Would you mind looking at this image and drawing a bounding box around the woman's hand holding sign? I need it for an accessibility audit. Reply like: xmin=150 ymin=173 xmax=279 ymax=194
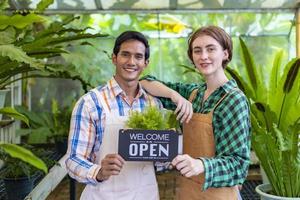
xmin=96 ymin=154 xmax=125 ymax=181
xmin=171 ymin=154 xmax=204 ymax=177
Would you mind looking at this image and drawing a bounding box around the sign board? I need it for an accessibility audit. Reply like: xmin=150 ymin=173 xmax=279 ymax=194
xmin=118 ymin=129 xmax=178 ymax=161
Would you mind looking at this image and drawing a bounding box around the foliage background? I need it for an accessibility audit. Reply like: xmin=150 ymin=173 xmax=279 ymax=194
xmin=29 ymin=12 xmax=295 ymax=112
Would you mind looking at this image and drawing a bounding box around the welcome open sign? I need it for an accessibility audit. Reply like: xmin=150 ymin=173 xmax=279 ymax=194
xmin=118 ymin=129 xmax=178 ymax=161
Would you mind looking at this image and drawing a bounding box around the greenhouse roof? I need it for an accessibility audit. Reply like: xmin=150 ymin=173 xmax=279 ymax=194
xmin=9 ymin=0 xmax=300 ymax=13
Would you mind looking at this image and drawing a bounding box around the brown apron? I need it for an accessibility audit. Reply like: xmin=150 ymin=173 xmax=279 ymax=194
xmin=176 ymin=89 xmax=238 ymax=200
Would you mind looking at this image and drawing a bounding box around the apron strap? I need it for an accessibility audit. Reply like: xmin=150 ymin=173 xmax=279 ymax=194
xmin=188 ymin=89 xmax=199 ymax=103
xmin=211 ymin=88 xmax=240 ymax=112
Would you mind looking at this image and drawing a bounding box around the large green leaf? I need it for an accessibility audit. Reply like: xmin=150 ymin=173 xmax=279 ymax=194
xmin=24 ymin=47 xmax=69 ymax=59
xmin=0 ymin=44 xmax=44 ymax=68
xmin=0 ymin=64 xmax=37 ymax=89
xmin=36 ymin=0 xmax=54 ymax=12
xmin=239 ymin=37 xmax=258 ymax=92
xmin=0 ymin=0 xmax=9 ymax=11
xmin=0 ymin=13 xmax=45 ymax=29
xmin=225 ymin=67 xmax=255 ymax=99
xmin=251 ymin=102 xmax=277 ymax=132
xmin=0 ymin=27 xmax=15 ymax=45
xmin=0 ymin=107 xmax=29 ymax=126
xmin=274 ymin=58 xmax=300 ymax=132
xmin=269 ymin=50 xmax=283 ymax=102
xmin=0 ymin=143 xmax=48 ymax=173
xmin=283 ymin=59 xmax=300 ymax=93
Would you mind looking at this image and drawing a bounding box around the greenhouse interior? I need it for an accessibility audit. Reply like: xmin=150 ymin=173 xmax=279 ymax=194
xmin=0 ymin=0 xmax=300 ymax=199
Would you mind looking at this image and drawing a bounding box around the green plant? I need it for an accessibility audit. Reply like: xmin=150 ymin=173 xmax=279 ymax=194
xmin=50 ymin=99 xmax=73 ymax=142
xmin=0 ymin=143 xmax=48 ymax=178
xmin=15 ymin=99 xmax=74 ymax=143
xmin=0 ymin=0 xmax=108 ymax=91
xmin=0 ymin=107 xmax=29 ymax=126
xmin=0 ymin=108 xmax=48 ymax=176
xmin=126 ymin=106 xmax=178 ymax=130
xmin=225 ymin=38 xmax=300 ymax=197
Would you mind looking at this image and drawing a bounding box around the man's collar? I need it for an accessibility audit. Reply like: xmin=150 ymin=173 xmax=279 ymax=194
xmin=107 ymin=77 xmax=146 ymax=99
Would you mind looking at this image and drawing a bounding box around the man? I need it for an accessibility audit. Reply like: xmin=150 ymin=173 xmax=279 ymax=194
xmin=65 ymin=31 xmax=162 ymax=200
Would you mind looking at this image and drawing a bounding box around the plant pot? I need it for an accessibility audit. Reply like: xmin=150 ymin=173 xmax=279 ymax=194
xmin=0 ymin=89 xmax=9 ymax=120
xmin=255 ymin=183 xmax=299 ymax=200
xmin=3 ymin=174 xmax=37 ymax=200
xmin=55 ymin=137 xmax=68 ymax=155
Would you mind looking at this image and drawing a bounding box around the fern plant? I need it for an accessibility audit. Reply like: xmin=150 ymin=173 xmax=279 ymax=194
xmin=126 ymin=106 xmax=178 ymax=130
xmin=0 ymin=0 xmax=107 ymax=91
xmin=225 ymin=38 xmax=300 ymax=197
xmin=14 ymin=99 xmax=74 ymax=143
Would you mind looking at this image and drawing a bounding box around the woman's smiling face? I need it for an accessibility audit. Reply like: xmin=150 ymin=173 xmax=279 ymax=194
xmin=192 ymin=34 xmax=229 ymax=78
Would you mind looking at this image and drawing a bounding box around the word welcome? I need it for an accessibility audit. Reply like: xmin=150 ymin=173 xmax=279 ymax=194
xmin=130 ymin=133 xmax=170 ymax=141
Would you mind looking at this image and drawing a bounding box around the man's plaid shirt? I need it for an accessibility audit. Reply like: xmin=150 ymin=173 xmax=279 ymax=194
xmin=142 ymin=75 xmax=251 ymax=190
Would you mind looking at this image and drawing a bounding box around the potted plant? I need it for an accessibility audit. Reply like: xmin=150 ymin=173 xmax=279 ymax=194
xmin=225 ymin=38 xmax=300 ymax=199
xmin=0 ymin=107 xmax=48 ymax=199
xmin=50 ymin=100 xmax=73 ymax=154
xmin=0 ymin=144 xmax=51 ymax=200
xmin=15 ymin=99 xmax=74 ymax=155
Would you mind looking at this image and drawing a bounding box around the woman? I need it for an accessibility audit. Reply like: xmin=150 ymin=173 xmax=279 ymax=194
xmin=141 ymin=25 xmax=251 ymax=200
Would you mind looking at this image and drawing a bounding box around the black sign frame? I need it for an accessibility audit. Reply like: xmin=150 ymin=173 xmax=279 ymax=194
xmin=118 ymin=129 xmax=178 ymax=161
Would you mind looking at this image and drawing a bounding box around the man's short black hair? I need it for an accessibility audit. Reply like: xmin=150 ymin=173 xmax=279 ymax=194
xmin=113 ymin=31 xmax=150 ymax=60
